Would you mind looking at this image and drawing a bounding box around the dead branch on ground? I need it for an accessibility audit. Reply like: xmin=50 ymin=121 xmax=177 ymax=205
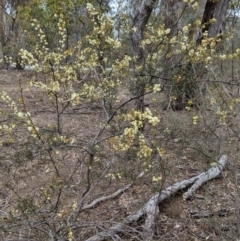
xmin=86 ymin=155 xmax=227 ymax=241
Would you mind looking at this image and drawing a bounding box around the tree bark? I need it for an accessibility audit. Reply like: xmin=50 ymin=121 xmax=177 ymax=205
xmin=0 ymin=0 xmax=7 ymax=60
xmin=200 ymin=0 xmax=230 ymax=39
xmin=0 ymin=0 xmax=7 ymax=41
xmin=131 ymin=0 xmax=158 ymax=112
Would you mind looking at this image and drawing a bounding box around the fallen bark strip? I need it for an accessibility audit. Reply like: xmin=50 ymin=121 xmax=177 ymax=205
xmin=189 ymin=208 xmax=235 ymax=219
xmin=86 ymin=155 xmax=227 ymax=241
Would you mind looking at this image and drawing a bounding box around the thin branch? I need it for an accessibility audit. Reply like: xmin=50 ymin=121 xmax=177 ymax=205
xmin=82 ymin=184 xmax=131 ymax=211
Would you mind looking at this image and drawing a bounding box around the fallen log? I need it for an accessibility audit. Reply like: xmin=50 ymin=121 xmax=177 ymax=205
xmin=86 ymin=155 xmax=228 ymax=241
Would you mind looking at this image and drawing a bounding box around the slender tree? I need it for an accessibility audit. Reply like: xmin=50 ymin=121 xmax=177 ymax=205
xmin=131 ymin=0 xmax=158 ymax=112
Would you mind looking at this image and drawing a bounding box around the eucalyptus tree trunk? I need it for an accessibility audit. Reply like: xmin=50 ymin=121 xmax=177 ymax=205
xmin=200 ymin=0 xmax=230 ymax=38
xmin=164 ymin=0 xmax=230 ymax=110
xmin=0 ymin=0 xmax=7 ymax=60
xmin=190 ymin=0 xmax=230 ymax=109
xmin=131 ymin=0 xmax=158 ymax=112
xmin=0 ymin=0 xmax=28 ymax=69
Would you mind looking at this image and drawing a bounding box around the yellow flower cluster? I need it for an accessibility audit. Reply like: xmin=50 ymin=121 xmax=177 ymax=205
xmin=113 ymin=55 xmax=132 ymax=71
xmin=157 ymin=147 xmax=166 ymax=157
xmin=81 ymin=84 xmax=98 ymax=99
xmin=0 ymin=123 xmax=15 ymax=132
xmin=105 ymin=172 xmax=122 ymax=180
xmin=50 ymin=81 xmax=61 ymax=92
xmin=72 ymin=202 xmax=77 ymax=211
xmin=70 ymin=92 xmax=81 ymax=106
xmin=126 ymin=108 xmax=160 ymax=127
xmin=4 ymin=56 xmax=13 ymax=66
xmin=137 ymin=134 xmax=152 ymax=158
xmin=0 ymin=123 xmax=16 ymax=144
xmin=111 ymin=108 xmax=159 ymax=157
xmin=30 ymin=19 xmax=50 ymax=57
xmin=19 ymin=49 xmax=38 ymax=67
xmin=152 ymin=176 xmax=162 ymax=183
xmin=169 ymin=21 xmax=228 ymax=67
xmin=183 ymin=0 xmax=199 ymax=9
xmin=142 ymin=24 xmax=171 ymax=47
xmin=57 ymin=209 xmax=67 ymax=218
xmin=86 ymin=1 xmax=122 ymax=66
xmin=140 ymin=23 xmax=171 ymax=70
xmin=185 ymin=99 xmax=193 ymax=111
xmin=215 ymin=109 xmax=227 ymax=125
xmin=227 ymin=98 xmax=240 ymax=110
xmin=1 ymin=91 xmax=40 ymax=139
xmin=1 ymin=91 xmax=18 ymax=113
xmin=86 ymin=3 xmax=98 ymax=16
xmin=153 ymin=84 xmax=161 ymax=93
xmin=164 ymin=127 xmax=171 ymax=134
xmin=50 ymin=135 xmax=75 ymax=146
xmin=183 ymin=0 xmax=195 ymax=4
xmin=68 ymin=228 xmax=74 ymax=241
xmin=105 ymin=36 xmax=121 ymax=49
xmin=56 ymin=14 xmax=66 ymax=49
xmin=192 ymin=115 xmax=198 ymax=125
xmin=21 ymin=13 xmax=70 ymax=76
xmin=142 ymin=160 xmax=152 ymax=171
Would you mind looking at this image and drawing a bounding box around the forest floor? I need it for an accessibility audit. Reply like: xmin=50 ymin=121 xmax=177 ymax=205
xmin=0 ymin=69 xmax=240 ymax=241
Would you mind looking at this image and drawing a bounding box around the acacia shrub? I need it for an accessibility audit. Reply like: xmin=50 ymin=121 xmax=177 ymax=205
xmin=1 ymin=2 xmax=240 ymax=240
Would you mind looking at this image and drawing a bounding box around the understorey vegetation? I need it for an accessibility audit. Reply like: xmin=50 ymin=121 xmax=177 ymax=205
xmin=0 ymin=0 xmax=240 ymax=240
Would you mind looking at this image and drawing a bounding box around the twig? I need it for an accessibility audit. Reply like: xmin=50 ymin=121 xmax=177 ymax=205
xmin=82 ymin=184 xmax=131 ymax=211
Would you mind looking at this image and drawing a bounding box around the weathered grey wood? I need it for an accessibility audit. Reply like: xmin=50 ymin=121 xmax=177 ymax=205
xmin=86 ymin=155 xmax=227 ymax=241
xmin=81 ymin=184 xmax=132 ymax=211
xmin=183 ymin=155 xmax=227 ymax=200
